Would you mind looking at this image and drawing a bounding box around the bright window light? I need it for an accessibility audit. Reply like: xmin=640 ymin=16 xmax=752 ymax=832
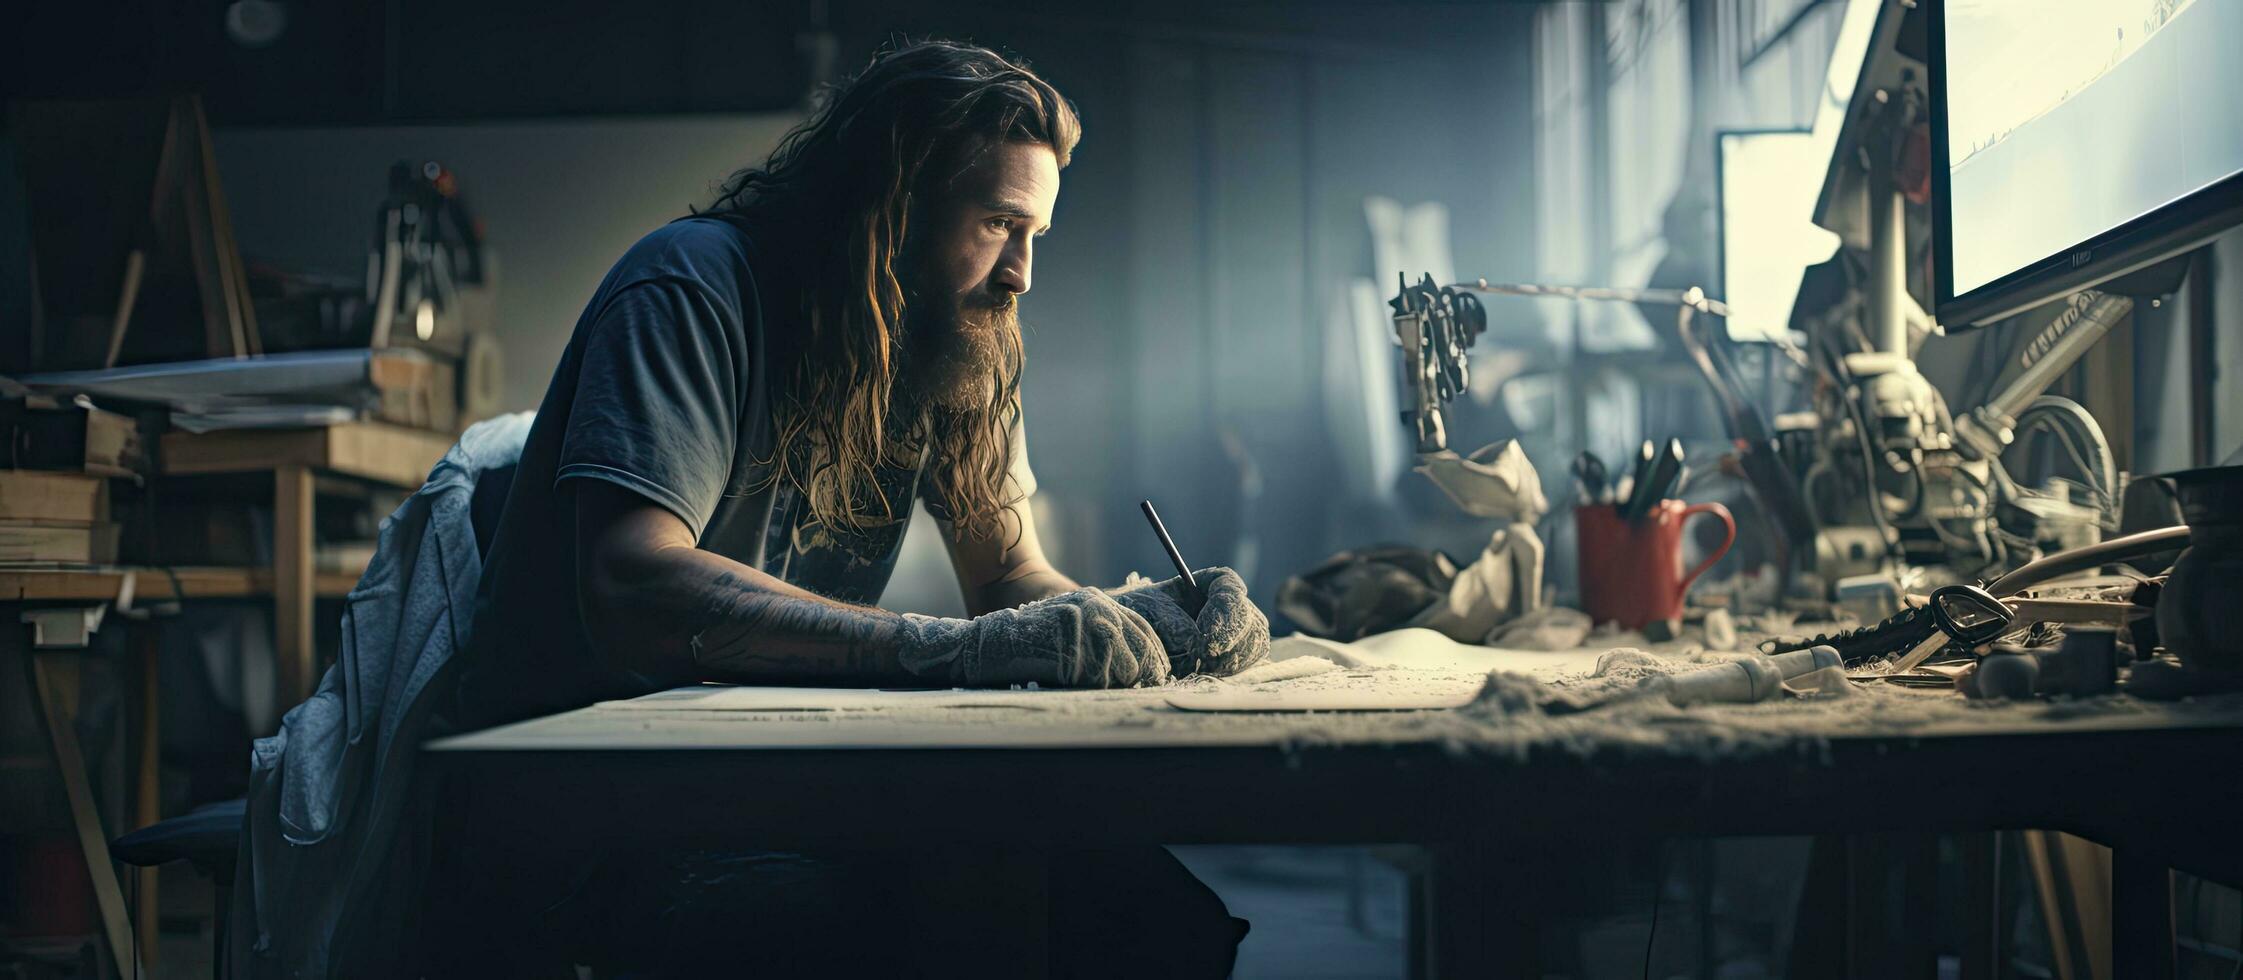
xmin=1719 ymin=130 xmax=1841 ymax=342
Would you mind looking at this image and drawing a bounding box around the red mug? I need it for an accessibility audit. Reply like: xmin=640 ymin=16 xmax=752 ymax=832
xmin=1575 ymin=499 xmax=1737 ymax=630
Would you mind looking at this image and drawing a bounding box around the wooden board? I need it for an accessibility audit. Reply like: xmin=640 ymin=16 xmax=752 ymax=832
xmin=0 ymin=565 xmax=361 ymax=602
xmin=367 ymin=352 xmax=460 ymax=432
xmin=0 ymin=471 xmax=108 ymax=523
xmin=0 ymin=521 xmax=118 ymax=563
xmin=160 ymin=421 xmax=451 ymax=488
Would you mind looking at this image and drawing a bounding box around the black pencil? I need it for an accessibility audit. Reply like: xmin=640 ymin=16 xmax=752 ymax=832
xmin=1139 ymin=499 xmax=1198 ymax=594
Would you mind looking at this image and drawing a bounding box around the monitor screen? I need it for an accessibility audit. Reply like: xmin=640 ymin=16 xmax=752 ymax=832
xmin=1938 ymin=0 xmax=2243 ymax=308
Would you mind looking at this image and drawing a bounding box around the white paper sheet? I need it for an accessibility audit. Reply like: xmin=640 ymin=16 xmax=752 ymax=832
xmin=1268 ymin=628 xmax=1612 ymax=677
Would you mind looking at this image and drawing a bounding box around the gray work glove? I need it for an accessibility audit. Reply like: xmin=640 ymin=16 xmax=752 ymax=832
xmin=898 ymin=589 xmax=1171 ymax=689
xmin=1111 ymin=566 xmax=1270 ymax=678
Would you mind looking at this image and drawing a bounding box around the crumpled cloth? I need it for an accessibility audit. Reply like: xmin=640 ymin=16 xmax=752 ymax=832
xmin=1276 ymin=524 xmax=1547 ymax=645
xmin=1276 ymin=546 xmax=1457 ymax=642
xmin=1278 ymin=439 xmax=1550 ymax=644
xmin=1405 ymin=522 xmax=1546 ymax=643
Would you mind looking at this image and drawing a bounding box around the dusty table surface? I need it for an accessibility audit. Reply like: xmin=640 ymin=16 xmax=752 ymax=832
xmin=428 ymin=629 xmax=2243 ymax=755
xmin=423 ymin=629 xmax=2243 ymax=900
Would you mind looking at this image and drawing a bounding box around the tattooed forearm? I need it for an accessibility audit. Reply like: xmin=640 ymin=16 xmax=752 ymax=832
xmin=686 ymin=571 xmax=911 ymax=682
xmin=575 ymin=482 xmax=920 ymax=687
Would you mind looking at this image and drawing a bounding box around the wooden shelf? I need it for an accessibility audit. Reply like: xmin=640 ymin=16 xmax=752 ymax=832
xmin=159 ymin=421 xmax=451 ymax=488
xmin=0 ymin=565 xmax=361 ymax=603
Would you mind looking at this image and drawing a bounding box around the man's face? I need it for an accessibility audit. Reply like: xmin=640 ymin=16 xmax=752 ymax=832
xmin=900 ymin=140 xmax=1059 ymax=410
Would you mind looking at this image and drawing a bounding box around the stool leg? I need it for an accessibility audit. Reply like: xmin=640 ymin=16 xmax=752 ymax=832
xmin=25 ymin=647 xmax=145 ymax=976
xmin=214 ymin=882 xmax=231 ymax=980
xmin=2112 ymin=848 xmax=2174 ymax=980
xmin=135 ymin=624 xmax=162 ymax=976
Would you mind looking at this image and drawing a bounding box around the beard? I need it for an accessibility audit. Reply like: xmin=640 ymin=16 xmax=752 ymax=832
xmin=897 ymin=287 xmax=1019 ymax=413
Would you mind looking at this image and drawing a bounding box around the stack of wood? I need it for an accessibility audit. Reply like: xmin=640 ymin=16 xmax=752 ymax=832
xmin=0 ymin=397 xmax=144 ymax=563
xmin=0 ymin=471 xmax=114 ymax=563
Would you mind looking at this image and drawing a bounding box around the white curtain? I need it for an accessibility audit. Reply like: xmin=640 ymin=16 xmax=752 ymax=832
xmin=1602 ymin=0 xmax=1695 ymax=349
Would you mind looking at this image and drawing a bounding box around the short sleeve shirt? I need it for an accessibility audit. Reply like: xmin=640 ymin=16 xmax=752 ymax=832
xmin=453 ymin=217 xmax=1035 ymax=728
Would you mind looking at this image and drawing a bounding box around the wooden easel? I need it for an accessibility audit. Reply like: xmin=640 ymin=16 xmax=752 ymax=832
xmin=105 ymin=96 xmax=262 ymax=367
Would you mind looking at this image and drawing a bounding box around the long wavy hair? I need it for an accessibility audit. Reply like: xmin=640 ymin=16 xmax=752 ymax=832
xmin=700 ymin=40 xmax=1079 ymax=544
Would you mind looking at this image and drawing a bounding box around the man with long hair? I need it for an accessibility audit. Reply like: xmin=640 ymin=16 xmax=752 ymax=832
xmin=432 ymin=40 xmax=1265 ymax=975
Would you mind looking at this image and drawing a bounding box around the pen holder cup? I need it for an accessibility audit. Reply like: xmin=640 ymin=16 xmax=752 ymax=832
xmin=1576 ymin=500 xmax=1735 ymax=631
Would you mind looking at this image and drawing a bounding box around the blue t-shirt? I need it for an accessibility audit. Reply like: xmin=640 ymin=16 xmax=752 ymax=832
xmin=453 ymin=217 xmax=1033 ymax=727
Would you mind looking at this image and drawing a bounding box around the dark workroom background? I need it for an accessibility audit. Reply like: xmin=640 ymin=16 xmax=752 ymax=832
xmin=5 ymin=0 xmax=2242 ymax=977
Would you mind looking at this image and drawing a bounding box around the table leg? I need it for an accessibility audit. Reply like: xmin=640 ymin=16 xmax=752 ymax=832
xmin=133 ymin=623 xmax=161 ymax=976
xmin=1899 ymin=834 xmax=1940 ymax=978
xmin=273 ymin=463 xmax=315 ymax=708
xmin=1788 ymin=835 xmax=1850 ymax=977
xmin=2111 ymin=847 xmax=2174 ymax=980
xmin=1426 ymin=841 xmax=1491 ymax=978
xmin=904 ymin=848 xmax=1047 ymax=976
xmin=24 ymin=646 xmax=146 ymax=977
xmin=1846 ymin=835 xmax=1892 ymax=979
xmin=2023 ymin=830 xmax=2114 ymax=980
xmin=1693 ymin=839 xmax=1717 ymax=977
xmin=1427 ymin=840 xmax=1538 ymax=978
xmin=1406 ymin=867 xmax=1429 ymax=980
xmin=1961 ymin=833 xmax=2000 ymax=980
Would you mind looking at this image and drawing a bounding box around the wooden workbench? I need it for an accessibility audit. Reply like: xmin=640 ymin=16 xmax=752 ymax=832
xmin=430 ymin=657 xmax=2243 ymax=978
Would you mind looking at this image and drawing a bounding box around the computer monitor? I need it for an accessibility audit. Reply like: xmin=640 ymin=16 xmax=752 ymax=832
xmin=1930 ymin=0 xmax=2243 ymax=326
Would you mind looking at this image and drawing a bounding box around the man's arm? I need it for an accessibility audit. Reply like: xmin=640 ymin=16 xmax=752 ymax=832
xmin=574 ymin=479 xmax=921 ymax=687
xmin=938 ymin=494 xmax=1078 ymax=615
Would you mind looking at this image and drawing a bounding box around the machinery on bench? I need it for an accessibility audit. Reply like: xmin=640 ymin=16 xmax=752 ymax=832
xmin=1388 ymin=0 xmax=2243 ymax=675
xmin=1390 ymin=266 xmax=2126 ymax=622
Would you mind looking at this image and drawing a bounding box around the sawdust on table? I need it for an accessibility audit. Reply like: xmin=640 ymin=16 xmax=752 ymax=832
xmin=560 ymin=627 xmax=2243 ymax=762
xmin=1175 ymin=630 xmax=2243 ymax=763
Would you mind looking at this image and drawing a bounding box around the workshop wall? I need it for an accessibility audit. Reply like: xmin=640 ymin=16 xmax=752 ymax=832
xmin=1096 ymin=27 xmax=1540 ymax=603
xmin=2129 ymin=225 xmax=2243 ymax=474
xmin=2206 ymin=231 xmax=2243 ymax=465
xmin=812 ymin=9 xmax=1544 ymax=604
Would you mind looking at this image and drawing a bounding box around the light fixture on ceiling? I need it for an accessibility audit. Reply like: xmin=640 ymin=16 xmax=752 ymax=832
xmin=225 ymin=0 xmax=288 ymax=48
